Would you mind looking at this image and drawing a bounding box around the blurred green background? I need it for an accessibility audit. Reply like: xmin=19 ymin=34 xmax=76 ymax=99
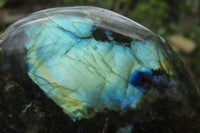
xmin=0 ymin=0 xmax=199 ymax=89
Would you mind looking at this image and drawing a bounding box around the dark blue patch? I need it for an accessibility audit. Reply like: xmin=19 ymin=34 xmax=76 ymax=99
xmin=26 ymin=61 xmax=31 ymax=72
xmin=129 ymin=69 xmax=169 ymax=92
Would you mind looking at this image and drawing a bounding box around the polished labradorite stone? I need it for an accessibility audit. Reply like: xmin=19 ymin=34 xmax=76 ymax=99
xmin=0 ymin=6 xmax=200 ymax=133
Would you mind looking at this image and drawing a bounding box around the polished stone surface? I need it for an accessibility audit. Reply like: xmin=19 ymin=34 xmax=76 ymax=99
xmin=0 ymin=6 xmax=200 ymax=133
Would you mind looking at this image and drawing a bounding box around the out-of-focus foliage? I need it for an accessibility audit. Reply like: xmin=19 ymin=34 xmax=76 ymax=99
xmin=127 ymin=0 xmax=192 ymax=36
xmin=191 ymin=27 xmax=200 ymax=86
xmin=0 ymin=0 xmax=6 ymax=8
xmin=0 ymin=0 xmax=200 ymax=87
